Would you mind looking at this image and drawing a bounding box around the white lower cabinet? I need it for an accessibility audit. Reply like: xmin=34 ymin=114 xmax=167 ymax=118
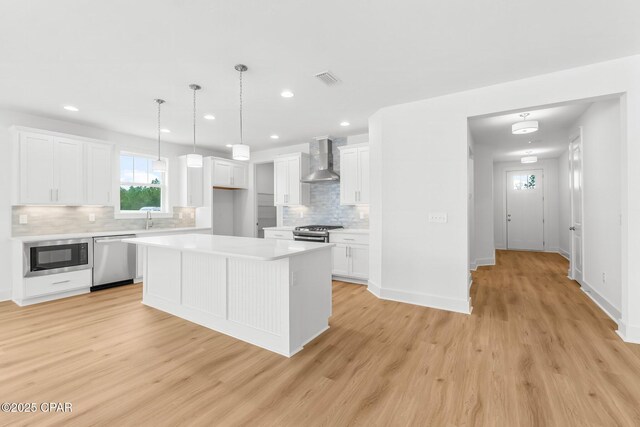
xmin=15 ymin=269 xmax=92 ymax=306
xmin=264 ymin=229 xmax=294 ymax=240
xmin=330 ymin=232 xmax=369 ymax=282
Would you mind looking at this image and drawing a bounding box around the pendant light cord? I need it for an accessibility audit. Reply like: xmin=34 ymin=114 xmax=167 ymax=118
xmin=157 ymin=100 xmax=161 ymax=160
xmin=239 ymin=68 xmax=244 ymax=146
xmin=193 ymin=87 xmax=197 ymax=154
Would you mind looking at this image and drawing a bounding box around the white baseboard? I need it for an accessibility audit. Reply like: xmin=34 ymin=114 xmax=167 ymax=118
xmin=469 ymin=261 xmax=477 ymax=271
xmin=617 ymin=321 xmax=640 ymax=344
xmin=367 ymin=281 xmax=471 ymax=314
xmin=580 ymin=280 xmax=621 ymax=324
xmin=333 ymin=275 xmax=367 ymax=285
xmin=476 ymin=256 xmax=495 ymax=267
xmin=0 ymin=289 xmax=11 ymax=302
xmin=558 ymin=248 xmax=570 ymax=260
xmin=495 ymin=243 xmax=506 ymax=250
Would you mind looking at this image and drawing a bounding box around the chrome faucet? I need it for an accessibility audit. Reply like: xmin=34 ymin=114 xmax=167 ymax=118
xmin=145 ymin=211 xmax=153 ymax=230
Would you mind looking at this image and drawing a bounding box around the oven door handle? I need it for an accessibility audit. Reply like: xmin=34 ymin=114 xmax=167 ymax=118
xmin=294 ymin=236 xmax=326 ymax=242
xmin=94 ymin=236 xmax=136 ymax=244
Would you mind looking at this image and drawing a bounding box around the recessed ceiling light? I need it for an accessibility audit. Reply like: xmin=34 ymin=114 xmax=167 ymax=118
xmin=203 ymin=114 xmax=215 ymax=120
xmin=280 ymin=90 xmax=294 ymax=98
xmin=160 ymin=128 xmax=171 ymax=133
xmin=340 ymin=121 xmax=350 ymax=127
xmin=225 ymin=144 xmax=233 ymax=148
xmin=63 ymin=105 xmax=79 ymax=112
xmin=270 ymin=135 xmax=279 ymax=139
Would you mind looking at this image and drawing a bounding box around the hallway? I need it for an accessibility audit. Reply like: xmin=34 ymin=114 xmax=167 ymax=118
xmin=472 ymin=250 xmax=640 ymax=426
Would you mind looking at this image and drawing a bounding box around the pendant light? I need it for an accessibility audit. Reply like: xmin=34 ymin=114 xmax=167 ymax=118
xmin=152 ymin=99 xmax=167 ymax=172
xmin=186 ymin=84 xmax=203 ymax=168
xmin=232 ymin=64 xmax=251 ymax=161
xmin=512 ymin=112 xmax=539 ymax=134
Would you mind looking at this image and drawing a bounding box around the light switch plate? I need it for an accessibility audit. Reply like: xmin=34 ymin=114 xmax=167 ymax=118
xmin=428 ymin=212 xmax=448 ymax=223
xmin=88 ymin=213 xmax=96 ymax=222
xmin=19 ymin=214 xmax=28 ymax=225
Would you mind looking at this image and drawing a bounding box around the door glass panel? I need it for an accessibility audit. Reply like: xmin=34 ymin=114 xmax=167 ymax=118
xmin=512 ymin=174 xmax=536 ymax=190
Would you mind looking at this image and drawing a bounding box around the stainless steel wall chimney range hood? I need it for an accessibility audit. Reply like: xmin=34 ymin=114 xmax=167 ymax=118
xmin=300 ymin=137 xmax=340 ymax=183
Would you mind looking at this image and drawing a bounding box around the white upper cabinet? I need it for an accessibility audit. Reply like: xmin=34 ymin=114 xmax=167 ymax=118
xmin=86 ymin=142 xmax=113 ymax=205
xmin=178 ymin=155 xmax=204 ymax=207
xmin=210 ymin=157 xmax=248 ymax=189
xmin=18 ymin=132 xmax=56 ymax=204
xmin=16 ymin=129 xmax=113 ymax=205
xmin=274 ymin=153 xmax=309 ymax=206
xmin=338 ymin=144 xmax=369 ymax=205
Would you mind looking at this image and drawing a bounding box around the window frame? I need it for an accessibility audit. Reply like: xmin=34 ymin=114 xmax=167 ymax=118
xmin=115 ymin=151 xmax=171 ymax=219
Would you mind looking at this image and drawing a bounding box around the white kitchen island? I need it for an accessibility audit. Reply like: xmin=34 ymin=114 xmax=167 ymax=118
xmin=123 ymin=234 xmax=334 ymax=357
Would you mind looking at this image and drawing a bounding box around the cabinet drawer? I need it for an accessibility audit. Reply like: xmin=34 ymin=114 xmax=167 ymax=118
xmin=264 ymin=230 xmax=294 ymax=240
xmin=329 ymin=233 xmax=369 ymax=245
xmin=24 ymin=269 xmax=92 ymax=298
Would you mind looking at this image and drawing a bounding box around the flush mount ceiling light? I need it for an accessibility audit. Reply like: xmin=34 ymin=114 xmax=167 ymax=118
xmin=512 ymin=113 xmax=539 ymax=134
xmin=186 ymin=84 xmax=203 ymax=168
xmin=232 ymin=64 xmax=251 ymax=161
xmin=63 ymin=105 xmax=79 ymax=112
xmin=521 ymin=156 xmax=538 ymax=164
xmin=225 ymin=144 xmax=233 ymax=148
xmin=340 ymin=121 xmax=350 ymax=127
xmin=160 ymin=128 xmax=171 ymax=133
xmin=270 ymin=134 xmax=279 ymax=140
xmin=203 ymin=114 xmax=215 ymax=120
xmin=152 ymin=99 xmax=167 ymax=173
xmin=280 ymin=90 xmax=294 ymax=98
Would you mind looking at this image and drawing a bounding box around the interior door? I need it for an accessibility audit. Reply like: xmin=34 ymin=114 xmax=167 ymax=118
xmin=506 ymin=169 xmax=544 ymax=251
xmin=569 ymin=128 xmax=584 ymax=283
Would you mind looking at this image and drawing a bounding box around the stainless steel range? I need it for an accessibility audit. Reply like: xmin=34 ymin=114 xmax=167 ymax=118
xmin=293 ymin=225 xmax=344 ymax=243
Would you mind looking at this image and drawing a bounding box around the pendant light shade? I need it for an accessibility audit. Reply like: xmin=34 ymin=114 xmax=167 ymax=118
xmin=521 ymin=156 xmax=538 ymax=164
xmin=232 ymin=64 xmax=251 ymax=161
xmin=232 ymin=144 xmax=250 ymax=161
xmin=186 ymin=153 xmax=203 ymax=168
xmin=512 ymin=113 xmax=539 ymax=134
xmin=188 ymin=84 xmax=203 ymax=168
xmin=152 ymin=99 xmax=167 ymax=172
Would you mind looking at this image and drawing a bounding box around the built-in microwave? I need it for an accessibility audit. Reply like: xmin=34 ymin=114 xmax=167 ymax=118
xmin=24 ymin=238 xmax=93 ymax=277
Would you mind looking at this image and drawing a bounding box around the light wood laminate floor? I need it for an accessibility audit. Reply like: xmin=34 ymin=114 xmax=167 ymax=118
xmin=1 ymin=250 xmax=640 ymax=426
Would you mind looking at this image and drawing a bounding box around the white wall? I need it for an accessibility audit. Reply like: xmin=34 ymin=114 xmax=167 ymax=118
xmin=0 ymin=109 xmax=224 ymax=300
xmin=473 ymin=145 xmax=495 ymax=266
xmin=493 ymin=159 xmax=560 ymax=252
xmin=255 ymin=163 xmax=274 ymax=194
xmin=558 ymin=150 xmax=571 ymax=258
xmin=575 ymin=99 xmax=622 ymax=318
xmin=368 ymin=55 xmax=640 ymax=339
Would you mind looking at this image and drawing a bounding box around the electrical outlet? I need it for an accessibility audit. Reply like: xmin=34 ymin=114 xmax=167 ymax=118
xmin=179 ymin=212 xmax=183 ymax=219
xmin=190 ymin=212 xmax=195 ymax=219
xmin=88 ymin=213 xmax=96 ymax=222
xmin=299 ymin=211 xmax=304 ymax=218
xmin=19 ymin=214 xmax=27 ymax=225
xmin=428 ymin=212 xmax=448 ymax=223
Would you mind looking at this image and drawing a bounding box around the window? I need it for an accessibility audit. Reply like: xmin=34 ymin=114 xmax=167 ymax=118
xmin=119 ymin=153 xmax=167 ymax=213
xmin=512 ymin=174 xmax=536 ymax=190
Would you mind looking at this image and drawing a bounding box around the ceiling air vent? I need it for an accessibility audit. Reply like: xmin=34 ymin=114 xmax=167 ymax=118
xmin=314 ymin=70 xmax=340 ymax=86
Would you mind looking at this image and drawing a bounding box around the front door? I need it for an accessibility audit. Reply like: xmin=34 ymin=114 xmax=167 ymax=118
xmin=506 ymin=169 xmax=544 ymax=251
xmin=569 ymin=128 xmax=584 ymax=283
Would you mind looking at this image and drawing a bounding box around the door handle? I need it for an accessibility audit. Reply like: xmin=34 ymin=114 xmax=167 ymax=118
xmin=52 ymin=280 xmax=71 ymax=285
xmin=569 ymin=226 xmax=576 ymax=231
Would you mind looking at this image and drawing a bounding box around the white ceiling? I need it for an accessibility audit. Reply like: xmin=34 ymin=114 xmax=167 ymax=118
xmin=1 ymin=1 xmax=639 ymax=151
xmin=468 ymin=102 xmax=594 ymax=161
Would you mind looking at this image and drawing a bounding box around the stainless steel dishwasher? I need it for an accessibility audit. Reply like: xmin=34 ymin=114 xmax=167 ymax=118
xmin=92 ymin=235 xmax=137 ymax=291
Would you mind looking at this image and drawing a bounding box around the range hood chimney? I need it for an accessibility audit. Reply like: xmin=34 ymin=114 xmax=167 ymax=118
xmin=300 ymin=137 xmax=340 ymax=183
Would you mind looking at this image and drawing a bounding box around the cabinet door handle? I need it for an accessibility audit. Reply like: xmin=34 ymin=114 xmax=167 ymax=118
xmin=343 ymin=238 xmax=355 ymax=241
xmin=52 ymin=280 xmax=71 ymax=285
xmin=55 ymin=189 xmax=59 ymax=201
xmin=107 ymin=191 xmax=110 ymax=202
xmin=50 ymin=189 xmax=54 ymax=201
